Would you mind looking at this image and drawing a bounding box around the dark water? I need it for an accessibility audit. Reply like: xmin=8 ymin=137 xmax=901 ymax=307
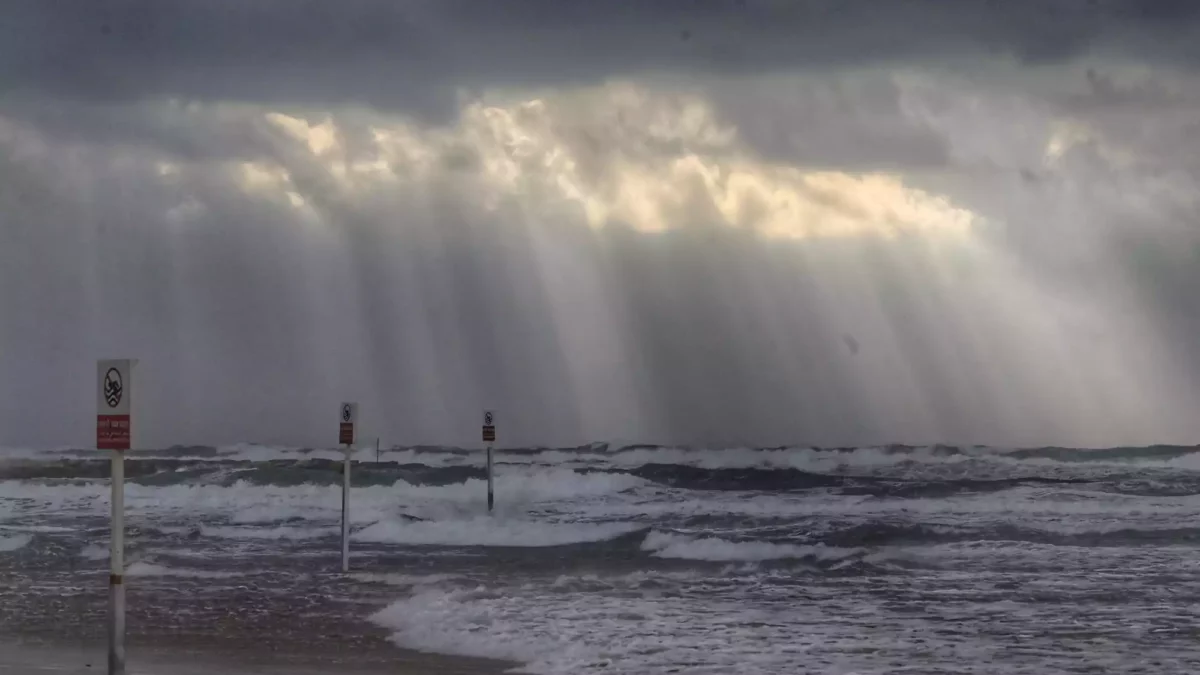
xmin=4 ymin=443 xmax=1200 ymax=673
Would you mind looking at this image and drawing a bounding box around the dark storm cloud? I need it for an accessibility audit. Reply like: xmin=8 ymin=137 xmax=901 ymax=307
xmin=4 ymin=1 xmax=1200 ymax=450
xmin=2 ymin=0 xmax=1199 ymax=117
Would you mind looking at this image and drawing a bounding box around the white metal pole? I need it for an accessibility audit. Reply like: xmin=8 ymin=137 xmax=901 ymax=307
xmin=341 ymin=445 xmax=350 ymax=572
xmin=486 ymin=445 xmax=494 ymax=513
xmin=109 ymin=449 xmax=125 ymax=675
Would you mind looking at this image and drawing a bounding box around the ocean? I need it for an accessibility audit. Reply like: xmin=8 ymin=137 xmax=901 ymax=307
xmin=3 ymin=443 xmax=1200 ymax=674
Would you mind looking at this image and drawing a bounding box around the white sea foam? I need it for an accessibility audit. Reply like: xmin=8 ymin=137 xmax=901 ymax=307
xmin=8 ymin=440 xmax=1200 ymax=674
xmin=0 ymin=523 xmax=75 ymax=533
xmin=0 ymin=479 xmax=386 ymax=524
xmin=7 ymin=473 xmax=1200 ymax=548
xmin=0 ymin=446 xmax=79 ymax=461
xmin=125 ymin=561 xmax=243 ymax=579
xmin=350 ymin=572 xmax=462 ymax=586
xmin=369 ymin=576 xmax=886 ymax=675
xmin=10 ymin=440 xmax=1200 ymax=474
xmin=0 ymin=533 xmax=32 ymax=552
xmin=641 ymin=531 xmax=861 ymax=562
xmin=372 ymin=443 xmax=1200 ymax=475
xmin=138 ymin=444 xmax=470 ymax=465
xmin=199 ymin=525 xmax=340 ymax=540
xmin=395 ymin=468 xmax=646 ymax=504
xmin=372 ymin=559 xmax=1200 ymax=674
xmin=79 ymin=544 xmax=108 ymax=560
xmin=356 ymin=517 xmax=641 ymax=547
xmin=217 ymin=443 xmax=340 ymax=462
xmin=587 ymin=485 xmax=1200 ymax=535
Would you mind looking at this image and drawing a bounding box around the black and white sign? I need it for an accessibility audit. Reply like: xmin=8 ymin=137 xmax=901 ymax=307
xmin=339 ymin=402 xmax=358 ymax=446
xmin=97 ymin=360 xmax=133 ymax=416
xmin=103 ymin=368 xmax=123 ymax=408
xmin=482 ymin=410 xmax=496 ymax=443
xmin=97 ymin=359 xmax=135 ymax=452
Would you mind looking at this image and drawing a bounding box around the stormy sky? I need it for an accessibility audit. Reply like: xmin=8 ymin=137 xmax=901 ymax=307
xmin=2 ymin=0 xmax=1200 ymax=449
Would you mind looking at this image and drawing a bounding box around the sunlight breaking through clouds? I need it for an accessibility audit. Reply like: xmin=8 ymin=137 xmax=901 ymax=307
xmin=260 ymin=82 xmax=979 ymax=242
xmin=4 ymin=64 xmax=1200 ymax=449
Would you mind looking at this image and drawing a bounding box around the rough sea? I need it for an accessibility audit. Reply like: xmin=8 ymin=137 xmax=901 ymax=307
xmin=3 ymin=443 xmax=1200 ymax=674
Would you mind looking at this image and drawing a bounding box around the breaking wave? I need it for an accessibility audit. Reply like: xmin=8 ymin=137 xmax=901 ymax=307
xmin=357 ymin=518 xmax=644 ymax=548
xmin=7 ymin=442 xmax=1200 ymax=493
xmin=641 ymin=531 xmax=863 ymax=563
xmin=0 ymin=533 xmax=32 ymax=553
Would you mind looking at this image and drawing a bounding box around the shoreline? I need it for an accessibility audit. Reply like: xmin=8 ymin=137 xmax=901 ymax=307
xmin=1 ymin=564 xmax=520 ymax=675
xmin=0 ymin=635 xmax=517 ymax=675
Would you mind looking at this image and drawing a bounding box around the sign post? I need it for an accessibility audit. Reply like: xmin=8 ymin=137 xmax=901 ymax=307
xmin=339 ymin=402 xmax=357 ymax=573
xmin=482 ymin=411 xmax=496 ymax=513
xmin=98 ymin=359 xmax=134 ymax=675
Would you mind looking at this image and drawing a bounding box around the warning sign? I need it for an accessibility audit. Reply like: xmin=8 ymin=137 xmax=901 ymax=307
xmin=97 ymin=360 xmax=133 ymax=451
xmin=339 ymin=402 xmax=358 ymax=446
xmin=482 ymin=410 xmax=496 ymax=443
xmin=97 ymin=415 xmax=131 ymax=451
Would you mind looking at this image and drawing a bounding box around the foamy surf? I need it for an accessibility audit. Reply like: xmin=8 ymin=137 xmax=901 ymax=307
xmin=7 ymin=442 xmax=1200 ymax=674
xmin=125 ymin=561 xmax=244 ymax=579
xmin=356 ymin=518 xmax=642 ymax=548
xmin=0 ymin=533 xmax=32 ymax=552
xmin=640 ymin=530 xmax=862 ymax=562
xmin=367 ymin=571 xmax=897 ymax=675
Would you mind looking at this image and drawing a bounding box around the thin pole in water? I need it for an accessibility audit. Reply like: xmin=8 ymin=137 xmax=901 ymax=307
xmin=109 ymin=449 xmax=125 ymax=675
xmin=482 ymin=410 xmax=496 ymax=514
xmin=487 ymin=445 xmax=494 ymax=513
xmin=375 ymin=437 xmax=380 ymax=464
xmin=98 ymin=358 xmax=133 ymax=675
xmin=337 ymin=402 xmax=357 ymax=572
xmin=341 ymin=444 xmax=351 ymax=572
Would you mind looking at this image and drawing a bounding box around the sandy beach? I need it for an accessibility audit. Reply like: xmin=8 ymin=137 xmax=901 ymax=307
xmin=0 ymin=636 xmax=513 ymax=675
xmin=0 ymin=563 xmax=515 ymax=675
xmin=0 ymin=638 xmax=511 ymax=675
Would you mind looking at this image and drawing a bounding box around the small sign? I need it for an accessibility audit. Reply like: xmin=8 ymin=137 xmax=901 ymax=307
xmin=482 ymin=410 xmax=496 ymax=443
xmin=97 ymin=359 xmax=134 ymax=451
xmin=339 ymin=402 xmax=358 ymax=446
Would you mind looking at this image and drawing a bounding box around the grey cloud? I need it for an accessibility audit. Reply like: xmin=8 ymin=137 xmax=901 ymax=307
xmin=894 ymin=74 xmax=1200 ymax=418
xmin=701 ymin=73 xmax=952 ymax=170
xmin=2 ymin=1 xmax=1200 ymax=117
xmin=0 ymin=99 xmax=279 ymax=162
xmin=0 ymin=139 xmax=588 ymax=447
xmin=5 ymin=106 xmax=1196 ymax=450
xmin=4 ymin=2 xmax=1200 ymax=450
xmin=1049 ymin=68 xmax=1200 ymax=178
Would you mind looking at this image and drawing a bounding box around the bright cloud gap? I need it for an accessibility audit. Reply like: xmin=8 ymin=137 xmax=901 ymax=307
xmin=239 ymin=83 xmax=979 ymax=243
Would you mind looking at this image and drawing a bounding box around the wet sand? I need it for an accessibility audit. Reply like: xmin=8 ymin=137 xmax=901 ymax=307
xmin=1 ymin=566 xmax=516 ymax=675
xmin=1 ymin=639 xmax=511 ymax=674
